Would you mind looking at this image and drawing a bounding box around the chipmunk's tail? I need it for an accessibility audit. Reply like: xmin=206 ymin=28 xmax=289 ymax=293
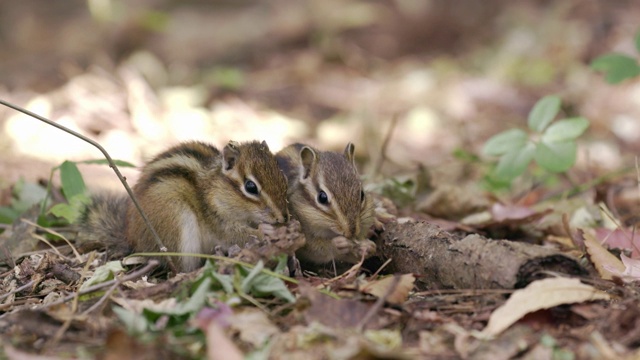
xmin=76 ymin=194 xmax=131 ymax=260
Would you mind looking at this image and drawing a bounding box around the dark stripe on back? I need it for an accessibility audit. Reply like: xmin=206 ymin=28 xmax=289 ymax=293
xmin=141 ymin=165 xmax=214 ymax=221
xmin=152 ymin=142 xmax=219 ymax=169
xmin=139 ymin=165 xmax=199 ymax=194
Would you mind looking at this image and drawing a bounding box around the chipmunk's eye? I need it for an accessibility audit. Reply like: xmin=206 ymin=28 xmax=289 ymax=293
xmin=244 ymin=180 xmax=259 ymax=195
xmin=317 ymin=190 xmax=329 ymax=205
xmin=360 ymin=190 xmax=365 ymax=203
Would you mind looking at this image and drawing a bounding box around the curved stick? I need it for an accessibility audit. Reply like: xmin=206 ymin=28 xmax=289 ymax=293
xmin=0 ymin=99 xmax=177 ymax=272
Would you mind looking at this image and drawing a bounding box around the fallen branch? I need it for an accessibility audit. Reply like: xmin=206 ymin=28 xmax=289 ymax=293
xmin=376 ymin=221 xmax=587 ymax=290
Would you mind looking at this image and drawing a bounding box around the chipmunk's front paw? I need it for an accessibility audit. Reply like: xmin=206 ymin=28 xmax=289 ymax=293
xmin=331 ymin=236 xmax=355 ymax=255
xmin=355 ymin=239 xmax=377 ymax=259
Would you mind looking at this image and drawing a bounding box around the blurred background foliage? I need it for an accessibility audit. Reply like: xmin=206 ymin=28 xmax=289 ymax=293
xmin=0 ymin=0 xmax=638 ymax=194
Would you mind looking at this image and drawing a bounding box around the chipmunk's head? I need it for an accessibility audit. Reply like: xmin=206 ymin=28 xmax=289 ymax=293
xmin=278 ymin=143 xmax=374 ymax=242
xmin=216 ymin=140 xmax=289 ymax=227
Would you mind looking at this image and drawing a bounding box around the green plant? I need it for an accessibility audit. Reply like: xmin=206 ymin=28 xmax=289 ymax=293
xmin=112 ymin=257 xmax=294 ymax=357
xmin=47 ymin=159 xmax=134 ymax=224
xmin=0 ymin=179 xmax=48 ymax=224
xmin=0 ymin=159 xmax=134 ymax=228
xmin=591 ymin=29 xmax=640 ymax=84
xmin=482 ymin=95 xmax=589 ymax=186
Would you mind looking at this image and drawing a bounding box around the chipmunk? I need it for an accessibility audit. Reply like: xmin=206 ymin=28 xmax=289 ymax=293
xmin=78 ymin=140 xmax=291 ymax=272
xmin=275 ymin=143 xmax=377 ymax=266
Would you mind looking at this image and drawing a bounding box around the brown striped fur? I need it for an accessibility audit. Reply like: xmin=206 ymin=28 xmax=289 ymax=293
xmin=276 ymin=143 xmax=376 ymax=264
xmin=79 ymin=140 xmax=289 ymax=272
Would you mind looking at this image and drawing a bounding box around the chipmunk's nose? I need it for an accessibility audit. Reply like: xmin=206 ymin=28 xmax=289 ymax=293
xmin=273 ymin=210 xmax=287 ymax=224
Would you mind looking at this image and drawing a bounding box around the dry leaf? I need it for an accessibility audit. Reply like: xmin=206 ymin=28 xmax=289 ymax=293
xmin=228 ymin=308 xmax=280 ymax=347
xmin=603 ymin=254 xmax=640 ymax=282
xmin=583 ymin=230 xmax=625 ymax=280
xmin=596 ymin=228 xmax=640 ymax=257
xmin=481 ymin=277 xmax=610 ymax=337
xmin=361 ymin=274 xmax=415 ymax=305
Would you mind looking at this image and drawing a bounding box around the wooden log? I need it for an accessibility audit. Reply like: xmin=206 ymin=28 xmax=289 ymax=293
xmin=376 ymin=221 xmax=587 ymax=290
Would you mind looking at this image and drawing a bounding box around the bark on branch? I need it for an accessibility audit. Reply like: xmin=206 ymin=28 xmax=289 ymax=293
xmin=376 ymin=221 xmax=587 ymax=290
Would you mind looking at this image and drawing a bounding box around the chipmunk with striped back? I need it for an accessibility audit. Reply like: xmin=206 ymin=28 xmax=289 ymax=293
xmin=275 ymin=143 xmax=377 ymax=266
xmin=79 ymin=140 xmax=292 ymax=272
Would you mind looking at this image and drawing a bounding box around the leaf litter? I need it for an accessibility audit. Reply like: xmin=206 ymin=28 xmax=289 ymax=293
xmin=2 ymin=1 xmax=640 ymax=359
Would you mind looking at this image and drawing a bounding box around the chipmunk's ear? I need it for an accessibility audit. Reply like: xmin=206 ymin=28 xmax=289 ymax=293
xmin=299 ymin=146 xmax=317 ymax=181
xmin=344 ymin=142 xmax=356 ymax=167
xmin=260 ymin=140 xmax=269 ymax=151
xmin=222 ymin=141 xmax=240 ymax=171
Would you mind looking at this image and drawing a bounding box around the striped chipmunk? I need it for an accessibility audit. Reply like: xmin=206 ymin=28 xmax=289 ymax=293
xmin=78 ymin=140 xmax=292 ymax=272
xmin=275 ymin=143 xmax=377 ymax=267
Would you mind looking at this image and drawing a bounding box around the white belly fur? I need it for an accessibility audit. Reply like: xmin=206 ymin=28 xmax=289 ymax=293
xmin=179 ymin=209 xmax=202 ymax=272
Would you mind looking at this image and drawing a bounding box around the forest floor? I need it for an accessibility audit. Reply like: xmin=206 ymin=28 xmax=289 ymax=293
xmin=1 ymin=1 xmax=640 ymax=359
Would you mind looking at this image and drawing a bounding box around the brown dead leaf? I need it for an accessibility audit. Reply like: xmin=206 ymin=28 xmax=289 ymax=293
xmin=583 ymin=230 xmax=625 ymax=280
xmin=481 ymin=277 xmax=610 ymax=337
xmin=299 ymin=285 xmax=374 ymax=329
xmin=103 ymin=329 xmax=166 ymax=360
xmin=227 ymin=308 xmax=280 ymax=348
xmin=361 ymin=274 xmax=415 ymax=305
xmin=416 ymin=183 xmax=490 ymax=219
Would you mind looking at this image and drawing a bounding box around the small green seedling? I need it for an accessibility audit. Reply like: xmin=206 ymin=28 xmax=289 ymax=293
xmin=591 ymin=29 xmax=640 ymax=84
xmin=47 ymin=159 xmax=134 ymax=224
xmin=482 ymin=95 xmax=589 ymax=184
xmin=0 ymin=158 xmax=135 ymax=228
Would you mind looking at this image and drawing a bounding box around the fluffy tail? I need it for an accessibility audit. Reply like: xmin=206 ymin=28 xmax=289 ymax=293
xmin=76 ymin=194 xmax=131 ymax=260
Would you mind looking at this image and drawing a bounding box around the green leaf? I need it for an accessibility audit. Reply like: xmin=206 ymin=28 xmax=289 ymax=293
xmin=210 ymin=270 xmax=234 ymax=294
xmin=49 ymin=204 xmax=76 ymax=223
xmin=528 ymin=95 xmax=561 ymax=132
xmin=78 ymin=159 xmax=136 ymax=167
xmin=493 ymin=142 xmax=535 ymax=181
xmin=240 ymin=262 xmax=295 ymax=302
xmin=0 ymin=206 xmax=20 ymax=223
xmin=635 ymin=30 xmax=640 ymax=53
xmin=138 ymin=277 xmax=212 ymax=330
xmin=482 ymin=129 xmax=528 ymax=156
xmin=12 ymin=180 xmax=48 ymax=213
xmin=273 ymin=254 xmax=289 ymax=274
xmin=542 ymin=117 xmax=590 ymax=142
xmin=59 ymin=161 xmax=87 ymax=201
xmin=113 ymin=306 xmax=150 ymax=334
xmin=48 ymin=194 xmax=91 ymax=223
xmin=534 ymin=141 xmax=577 ymax=173
xmin=80 ymin=261 xmax=125 ymax=291
xmin=591 ymin=54 xmax=640 ymax=84
xmin=170 ymin=277 xmax=211 ymax=315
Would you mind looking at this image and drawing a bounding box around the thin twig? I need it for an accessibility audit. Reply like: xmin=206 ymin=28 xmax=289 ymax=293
xmin=0 ymin=279 xmax=36 ymax=302
xmin=370 ymin=258 xmax=393 ymax=278
xmin=39 ymin=260 xmax=159 ymax=309
xmin=0 ymin=99 xmax=177 ymax=273
xmin=356 ymin=274 xmax=401 ymax=331
xmin=31 ymin=234 xmax=65 ymax=258
xmin=81 ymin=281 xmax=120 ymax=316
xmin=372 ymin=113 xmax=400 ymax=177
xmin=21 ymin=218 xmax=82 ymax=262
